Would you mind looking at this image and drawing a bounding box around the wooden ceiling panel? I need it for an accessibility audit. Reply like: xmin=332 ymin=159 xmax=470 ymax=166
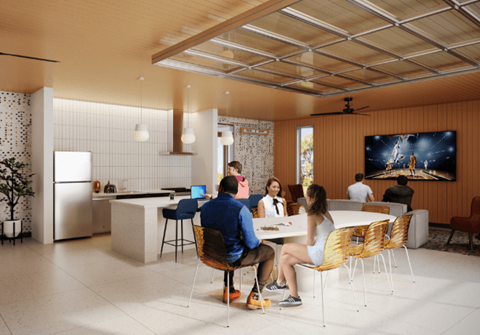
xmin=0 ymin=0 xmax=479 ymax=122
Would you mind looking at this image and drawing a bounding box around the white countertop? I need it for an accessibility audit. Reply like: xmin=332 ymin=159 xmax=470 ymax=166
xmin=109 ymin=195 xmax=207 ymax=209
xmin=93 ymin=190 xmax=173 ymax=199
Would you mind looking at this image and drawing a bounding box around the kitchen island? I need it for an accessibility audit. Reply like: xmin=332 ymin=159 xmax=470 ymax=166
xmin=93 ymin=190 xmax=174 ymax=234
xmin=109 ymin=195 xmax=199 ymax=263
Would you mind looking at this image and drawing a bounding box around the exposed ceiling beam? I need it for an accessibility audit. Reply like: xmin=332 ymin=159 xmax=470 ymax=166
xmin=152 ymin=0 xmax=301 ymax=63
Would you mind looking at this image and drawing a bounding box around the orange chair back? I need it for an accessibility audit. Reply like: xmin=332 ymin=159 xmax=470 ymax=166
xmin=355 ymin=220 xmax=389 ymax=259
xmin=316 ymin=228 xmax=354 ymax=271
xmin=386 ymin=215 xmax=413 ymax=250
xmin=361 ymin=204 xmax=390 ymax=214
xmin=287 ymin=203 xmax=305 ymax=216
xmin=193 ymin=225 xmax=230 ymax=271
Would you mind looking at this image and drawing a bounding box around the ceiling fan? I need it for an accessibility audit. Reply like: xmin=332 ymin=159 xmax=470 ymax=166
xmin=311 ymin=97 xmax=370 ymax=117
xmin=0 ymin=52 xmax=59 ymax=63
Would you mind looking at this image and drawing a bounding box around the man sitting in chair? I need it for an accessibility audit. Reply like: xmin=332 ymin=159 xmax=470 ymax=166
xmin=382 ymin=175 xmax=414 ymax=212
xmin=200 ymin=176 xmax=275 ymax=310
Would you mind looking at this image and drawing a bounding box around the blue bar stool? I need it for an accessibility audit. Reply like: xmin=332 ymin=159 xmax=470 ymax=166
xmin=249 ymin=194 xmax=263 ymax=210
xmin=249 ymin=194 xmax=263 ymax=217
xmin=160 ymin=199 xmax=198 ymax=263
xmin=236 ymin=198 xmax=250 ymax=211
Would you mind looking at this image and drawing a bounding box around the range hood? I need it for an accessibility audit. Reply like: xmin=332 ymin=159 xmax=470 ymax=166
xmin=159 ymin=109 xmax=197 ymax=155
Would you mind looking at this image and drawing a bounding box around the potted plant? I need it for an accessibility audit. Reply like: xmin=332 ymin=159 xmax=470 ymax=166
xmin=0 ymin=157 xmax=35 ymax=238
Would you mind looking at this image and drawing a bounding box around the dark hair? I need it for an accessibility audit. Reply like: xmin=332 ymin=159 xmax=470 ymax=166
xmin=397 ymin=175 xmax=408 ymax=186
xmin=228 ymin=161 xmax=242 ymax=174
xmin=265 ymin=177 xmax=283 ymax=197
xmin=306 ymin=184 xmax=327 ymax=216
xmin=411 ymin=152 xmax=415 ymax=155
xmin=219 ymin=176 xmax=238 ymax=194
xmin=355 ymin=173 xmax=364 ymax=182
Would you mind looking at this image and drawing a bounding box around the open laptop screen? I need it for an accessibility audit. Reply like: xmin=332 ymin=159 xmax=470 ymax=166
xmin=191 ymin=185 xmax=206 ymax=200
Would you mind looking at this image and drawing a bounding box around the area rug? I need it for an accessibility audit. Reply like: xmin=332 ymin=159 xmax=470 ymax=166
xmin=420 ymin=228 xmax=480 ymax=256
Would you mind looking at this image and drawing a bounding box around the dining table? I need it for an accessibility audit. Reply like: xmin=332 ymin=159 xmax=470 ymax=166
xmin=253 ymin=210 xmax=397 ymax=293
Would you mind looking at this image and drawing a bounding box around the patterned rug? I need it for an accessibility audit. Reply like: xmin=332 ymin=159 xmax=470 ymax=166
xmin=420 ymin=227 xmax=480 ymax=256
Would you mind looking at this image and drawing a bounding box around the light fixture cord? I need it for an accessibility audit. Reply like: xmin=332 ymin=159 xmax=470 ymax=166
xmin=140 ymin=79 xmax=143 ymax=123
xmin=187 ymin=86 xmax=190 ymax=128
xmin=226 ymin=93 xmax=229 ymax=118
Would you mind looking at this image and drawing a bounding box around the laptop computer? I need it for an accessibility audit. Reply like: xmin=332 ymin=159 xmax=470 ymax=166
xmin=190 ymin=185 xmax=207 ymax=200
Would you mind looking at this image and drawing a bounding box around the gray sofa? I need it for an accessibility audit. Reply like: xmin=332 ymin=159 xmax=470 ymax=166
xmin=296 ymin=198 xmax=428 ymax=249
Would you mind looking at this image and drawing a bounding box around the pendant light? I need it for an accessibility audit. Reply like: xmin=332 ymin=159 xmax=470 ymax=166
xmin=134 ymin=77 xmax=149 ymax=142
xmin=181 ymin=85 xmax=196 ymax=144
xmin=220 ymin=91 xmax=234 ymax=146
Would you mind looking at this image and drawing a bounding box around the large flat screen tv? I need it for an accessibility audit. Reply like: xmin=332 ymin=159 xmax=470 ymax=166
xmin=365 ymin=131 xmax=456 ymax=181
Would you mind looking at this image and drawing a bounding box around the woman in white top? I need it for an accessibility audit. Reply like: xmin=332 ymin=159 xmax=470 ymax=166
xmin=265 ymin=184 xmax=335 ymax=307
xmin=257 ymin=177 xmax=287 ymax=218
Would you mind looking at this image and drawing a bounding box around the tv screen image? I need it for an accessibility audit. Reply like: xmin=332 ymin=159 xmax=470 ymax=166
xmin=365 ymin=131 xmax=456 ymax=181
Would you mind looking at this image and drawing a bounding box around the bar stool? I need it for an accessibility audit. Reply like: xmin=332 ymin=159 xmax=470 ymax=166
xmin=249 ymin=194 xmax=263 ymax=216
xmin=236 ymin=198 xmax=250 ymax=211
xmin=160 ymin=199 xmax=198 ymax=263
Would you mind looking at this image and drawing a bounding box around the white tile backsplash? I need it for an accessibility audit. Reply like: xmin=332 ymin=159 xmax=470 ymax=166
xmin=53 ymin=99 xmax=191 ymax=191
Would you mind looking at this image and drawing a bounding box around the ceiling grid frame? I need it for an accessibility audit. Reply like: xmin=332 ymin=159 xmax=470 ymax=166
xmin=152 ymin=0 xmax=480 ymax=98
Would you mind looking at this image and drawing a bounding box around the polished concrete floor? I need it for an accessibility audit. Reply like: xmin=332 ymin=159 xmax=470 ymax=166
xmin=0 ymin=234 xmax=479 ymax=335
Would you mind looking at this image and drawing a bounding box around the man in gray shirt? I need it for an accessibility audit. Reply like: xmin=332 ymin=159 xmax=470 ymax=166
xmin=347 ymin=173 xmax=374 ymax=202
xmin=382 ymin=175 xmax=414 ymax=211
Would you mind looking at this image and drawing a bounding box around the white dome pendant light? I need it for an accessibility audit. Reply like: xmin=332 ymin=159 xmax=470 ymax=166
xmin=220 ymin=91 xmax=234 ymax=146
xmin=134 ymin=77 xmax=149 ymax=142
xmin=181 ymin=85 xmax=196 ymax=144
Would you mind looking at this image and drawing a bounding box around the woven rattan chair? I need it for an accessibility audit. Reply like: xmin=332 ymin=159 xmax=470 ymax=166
xmin=384 ymin=215 xmax=414 ymax=293
xmin=188 ymin=226 xmax=265 ymax=327
xmin=298 ymin=228 xmax=358 ymax=327
xmin=353 ymin=205 xmax=390 ymax=244
xmin=287 ymin=203 xmax=306 ymax=216
xmin=349 ymin=219 xmax=391 ymax=306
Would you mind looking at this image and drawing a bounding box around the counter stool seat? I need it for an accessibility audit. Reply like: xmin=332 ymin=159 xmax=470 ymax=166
xmin=160 ymin=199 xmax=198 ymax=263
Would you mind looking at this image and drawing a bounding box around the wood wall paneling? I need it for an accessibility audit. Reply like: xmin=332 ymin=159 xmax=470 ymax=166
xmin=274 ymin=100 xmax=480 ymax=224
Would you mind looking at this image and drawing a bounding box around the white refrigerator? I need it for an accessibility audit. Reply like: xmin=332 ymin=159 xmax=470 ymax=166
xmin=54 ymin=151 xmax=93 ymax=241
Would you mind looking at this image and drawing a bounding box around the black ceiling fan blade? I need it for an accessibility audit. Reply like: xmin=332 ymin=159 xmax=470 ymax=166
xmin=0 ymin=52 xmax=60 ymax=63
xmin=353 ymin=105 xmax=369 ymax=112
xmin=352 ymin=113 xmax=370 ymax=116
xmin=310 ymin=112 xmax=344 ymax=116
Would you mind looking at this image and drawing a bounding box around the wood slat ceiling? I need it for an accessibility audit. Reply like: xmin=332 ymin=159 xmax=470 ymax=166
xmin=1 ymin=0 xmax=480 ymax=121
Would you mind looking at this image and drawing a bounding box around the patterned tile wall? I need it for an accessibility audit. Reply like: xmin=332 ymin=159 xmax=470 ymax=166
xmin=0 ymin=91 xmax=33 ymax=233
xmin=218 ymin=116 xmax=274 ymax=196
xmin=53 ymin=99 xmax=191 ymax=192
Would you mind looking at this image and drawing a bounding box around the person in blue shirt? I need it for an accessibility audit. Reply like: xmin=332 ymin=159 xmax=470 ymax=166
xmin=201 ymin=176 xmax=274 ymax=310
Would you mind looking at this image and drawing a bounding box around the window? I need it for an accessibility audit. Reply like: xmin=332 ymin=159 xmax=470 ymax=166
xmin=217 ymin=125 xmax=233 ymax=185
xmin=297 ymin=126 xmax=313 ymax=194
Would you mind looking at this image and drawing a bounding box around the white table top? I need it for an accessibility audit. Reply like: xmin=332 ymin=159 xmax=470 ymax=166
xmin=254 ymin=210 xmax=396 ymax=240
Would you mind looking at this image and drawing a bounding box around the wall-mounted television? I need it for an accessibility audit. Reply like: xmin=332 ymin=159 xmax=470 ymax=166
xmin=365 ymin=131 xmax=456 ymax=181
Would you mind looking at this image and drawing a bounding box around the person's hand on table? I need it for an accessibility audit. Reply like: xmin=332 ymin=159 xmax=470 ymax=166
xmin=201 ymin=194 xmax=215 ymax=200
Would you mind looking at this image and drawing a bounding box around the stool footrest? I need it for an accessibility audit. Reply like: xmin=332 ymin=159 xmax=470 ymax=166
xmin=163 ymin=239 xmax=196 ymax=247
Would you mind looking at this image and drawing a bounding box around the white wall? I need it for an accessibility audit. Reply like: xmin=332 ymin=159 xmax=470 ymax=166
xmin=53 ymin=99 xmax=191 ymax=191
xmin=31 ymin=87 xmax=54 ymax=244
xmin=191 ymin=109 xmax=217 ymax=194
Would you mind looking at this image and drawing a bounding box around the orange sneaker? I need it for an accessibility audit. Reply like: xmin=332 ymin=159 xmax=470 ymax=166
xmin=246 ymin=291 xmax=271 ymax=310
xmin=223 ymin=287 xmax=241 ymax=304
